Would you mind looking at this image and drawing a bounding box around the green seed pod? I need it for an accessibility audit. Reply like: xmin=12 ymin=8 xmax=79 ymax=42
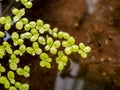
xmin=4 ymin=23 xmax=11 ymax=31
xmin=0 ymin=31 xmax=5 ymax=37
xmin=9 ymin=86 xmax=17 ymax=90
xmin=64 ymin=47 xmax=71 ymax=55
xmin=45 ymin=45 xmax=51 ymax=51
xmin=24 ymin=65 xmax=30 ymax=72
xmin=83 ymin=46 xmax=91 ymax=53
xmin=50 ymin=46 xmax=57 ymax=55
xmin=71 ymin=45 xmax=79 ymax=52
xmin=38 ymin=36 xmax=46 ymax=45
xmin=31 ymin=28 xmax=39 ymax=35
xmin=46 ymin=37 xmax=53 ymax=46
xmin=12 ymin=8 xmax=19 ymax=15
xmin=12 ymin=32 xmax=19 ymax=40
xmin=35 ymin=48 xmax=42 ymax=55
xmin=24 ymin=24 xmax=31 ymax=31
xmin=58 ymin=31 xmax=64 ymax=39
xmin=30 ymin=35 xmax=38 ymax=42
xmin=26 ymin=47 xmax=35 ymax=55
xmin=32 ymin=42 xmax=39 ymax=49
xmin=67 ymin=36 xmax=75 ymax=46
xmin=25 ymin=2 xmax=33 ymax=9
xmin=53 ymin=40 xmax=61 ymax=48
xmin=20 ymin=18 xmax=29 ymax=24
xmin=29 ymin=21 xmax=36 ymax=28
xmin=19 ymin=44 xmax=26 ymax=53
xmin=63 ymin=32 xmax=70 ymax=40
xmin=16 ymin=21 xmax=23 ymax=30
xmin=10 ymin=63 xmax=17 ymax=70
xmin=36 ymin=19 xmax=43 ymax=26
xmin=79 ymin=43 xmax=85 ymax=50
xmin=0 ymin=16 xmax=6 ymax=24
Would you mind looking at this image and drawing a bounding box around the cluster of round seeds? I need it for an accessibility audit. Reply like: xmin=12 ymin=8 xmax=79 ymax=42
xmin=0 ymin=0 xmax=91 ymax=90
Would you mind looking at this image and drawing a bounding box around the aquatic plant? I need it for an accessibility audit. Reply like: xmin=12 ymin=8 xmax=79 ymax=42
xmin=0 ymin=0 xmax=91 ymax=89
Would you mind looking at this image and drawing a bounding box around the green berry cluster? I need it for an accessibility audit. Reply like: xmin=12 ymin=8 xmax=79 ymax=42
xmin=0 ymin=0 xmax=91 ymax=90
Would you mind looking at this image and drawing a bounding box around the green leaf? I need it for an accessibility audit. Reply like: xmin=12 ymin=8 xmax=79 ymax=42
xmin=0 ymin=31 xmax=5 ymax=37
xmin=38 ymin=36 xmax=46 ymax=45
xmin=4 ymin=23 xmax=11 ymax=31
xmin=26 ymin=47 xmax=35 ymax=55
xmin=16 ymin=21 xmax=23 ymax=30
xmin=16 ymin=68 xmax=24 ymax=75
xmin=46 ymin=37 xmax=53 ymax=46
xmin=7 ymin=71 xmax=15 ymax=81
xmin=67 ymin=36 xmax=75 ymax=46
xmin=25 ymin=2 xmax=33 ymax=9
xmin=9 ymin=86 xmax=17 ymax=90
xmin=9 ymin=63 xmax=17 ymax=70
xmin=53 ymin=40 xmax=61 ymax=48
xmin=50 ymin=46 xmax=57 ymax=55
xmin=24 ymin=65 xmax=30 ymax=72
xmin=64 ymin=47 xmax=71 ymax=55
